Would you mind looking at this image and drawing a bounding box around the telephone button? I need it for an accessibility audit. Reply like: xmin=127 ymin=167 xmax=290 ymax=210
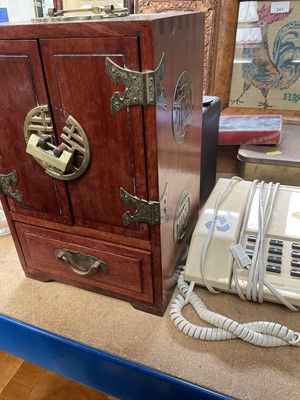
xmin=290 ymin=269 xmax=300 ymax=278
xmin=267 ymin=256 xmax=282 ymax=265
xmin=266 ymin=265 xmax=281 ymax=274
xmin=246 ymin=251 xmax=253 ymax=259
xmin=292 ymin=243 xmax=300 ymax=250
xmin=246 ymin=244 xmax=255 ymax=251
xmin=291 ymin=260 xmax=300 ymax=268
xmin=269 ymin=239 xmax=283 ymax=247
xmin=248 ymin=235 xmax=257 ymax=243
xmin=291 ymin=251 xmax=300 ymax=259
xmin=268 ymin=247 xmax=282 ymax=256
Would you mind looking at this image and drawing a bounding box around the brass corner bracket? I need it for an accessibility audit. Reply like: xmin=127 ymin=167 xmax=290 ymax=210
xmin=0 ymin=170 xmax=24 ymax=204
xmin=120 ymin=183 xmax=168 ymax=226
xmin=106 ymin=53 xmax=167 ymax=115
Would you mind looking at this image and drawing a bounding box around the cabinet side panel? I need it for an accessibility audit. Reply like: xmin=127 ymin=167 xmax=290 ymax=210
xmin=148 ymin=13 xmax=204 ymax=307
xmin=0 ymin=40 xmax=72 ymax=225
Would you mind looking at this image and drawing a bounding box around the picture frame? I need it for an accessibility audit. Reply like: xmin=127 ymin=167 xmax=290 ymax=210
xmin=134 ymin=0 xmax=221 ymax=94
xmin=212 ymin=0 xmax=300 ymax=124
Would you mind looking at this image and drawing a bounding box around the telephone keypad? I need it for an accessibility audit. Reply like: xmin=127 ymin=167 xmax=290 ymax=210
xmin=245 ymin=235 xmax=300 ymax=279
xmin=291 ymin=245 xmax=300 ymax=277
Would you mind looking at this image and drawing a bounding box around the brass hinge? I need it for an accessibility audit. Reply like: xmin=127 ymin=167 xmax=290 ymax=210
xmin=0 ymin=170 xmax=24 ymax=203
xmin=120 ymin=183 xmax=168 ymax=226
xmin=106 ymin=53 xmax=166 ymax=115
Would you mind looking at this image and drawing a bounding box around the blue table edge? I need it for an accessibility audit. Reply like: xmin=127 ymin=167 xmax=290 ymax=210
xmin=0 ymin=313 xmax=230 ymax=399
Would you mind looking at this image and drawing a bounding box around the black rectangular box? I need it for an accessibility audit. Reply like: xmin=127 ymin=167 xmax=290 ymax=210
xmin=200 ymin=96 xmax=221 ymax=207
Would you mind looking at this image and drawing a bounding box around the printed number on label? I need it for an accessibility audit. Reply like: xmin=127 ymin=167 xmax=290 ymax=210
xmin=270 ymin=2 xmax=290 ymax=14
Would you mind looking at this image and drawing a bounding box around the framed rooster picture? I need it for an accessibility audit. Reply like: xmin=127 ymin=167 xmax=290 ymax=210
xmin=212 ymin=0 xmax=300 ymax=123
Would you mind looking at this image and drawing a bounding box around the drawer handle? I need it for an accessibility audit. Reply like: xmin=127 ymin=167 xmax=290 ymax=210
xmin=55 ymin=249 xmax=109 ymax=276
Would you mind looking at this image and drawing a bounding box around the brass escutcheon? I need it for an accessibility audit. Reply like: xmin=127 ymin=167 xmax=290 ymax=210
xmin=173 ymin=189 xmax=191 ymax=244
xmin=172 ymin=71 xmax=193 ymax=144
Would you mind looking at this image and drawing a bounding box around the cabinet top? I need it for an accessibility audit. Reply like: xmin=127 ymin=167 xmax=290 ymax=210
xmin=0 ymin=12 xmax=204 ymax=40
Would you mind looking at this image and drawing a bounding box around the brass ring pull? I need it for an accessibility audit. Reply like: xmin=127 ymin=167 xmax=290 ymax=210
xmin=55 ymin=249 xmax=109 ymax=277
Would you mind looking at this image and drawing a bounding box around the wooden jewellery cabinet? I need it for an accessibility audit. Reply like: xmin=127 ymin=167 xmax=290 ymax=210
xmin=0 ymin=12 xmax=204 ymax=315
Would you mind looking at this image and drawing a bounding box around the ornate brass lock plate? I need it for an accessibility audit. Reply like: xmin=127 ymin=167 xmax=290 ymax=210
xmin=24 ymin=105 xmax=90 ymax=180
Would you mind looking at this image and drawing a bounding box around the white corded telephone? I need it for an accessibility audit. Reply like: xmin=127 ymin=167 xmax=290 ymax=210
xmin=170 ymin=177 xmax=300 ymax=347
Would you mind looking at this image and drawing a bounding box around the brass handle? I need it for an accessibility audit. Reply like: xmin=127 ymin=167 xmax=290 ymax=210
xmin=48 ymin=5 xmax=114 ymax=17
xmin=24 ymin=105 xmax=90 ymax=181
xmin=55 ymin=249 xmax=109 ymax=277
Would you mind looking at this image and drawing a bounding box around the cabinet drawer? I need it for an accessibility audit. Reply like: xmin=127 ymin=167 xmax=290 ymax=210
xmin=15 ymin=223 xmax=153 ymax=303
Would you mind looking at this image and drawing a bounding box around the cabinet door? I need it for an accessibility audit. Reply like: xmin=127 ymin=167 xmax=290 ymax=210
xmin=0 ymin=40 xmax=72 ymax=225
xmin=40 ymin=38 xmax=149 ymax=239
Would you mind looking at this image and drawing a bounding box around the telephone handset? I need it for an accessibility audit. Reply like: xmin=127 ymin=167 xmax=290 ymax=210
xmin=170 ymin=177 xmax=300 ymax=347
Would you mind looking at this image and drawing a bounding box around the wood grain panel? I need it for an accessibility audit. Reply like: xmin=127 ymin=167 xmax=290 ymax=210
xmin=16 ymin=223 xmax=153 ymax=303
xmin=0 ymin=40 xmax=72 ymax=225
xmin=0 ymin=351 xmax=23 ymax=392
xmin=0 ymin=361 xmax=42 ymax=399
xmin=25 ymin=369 xmax=116 ymax=400
xmin=0 ymin=350 xmax=117 ymax=400
xmin=40 ymin=37 xmax=149 ymax=240
xmin=149 ymin=13 xmax=204 ymax=306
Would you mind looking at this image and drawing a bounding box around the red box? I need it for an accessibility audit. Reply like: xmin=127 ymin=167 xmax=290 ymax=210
xmin=218 ymin=115 xmax=282 ymax=145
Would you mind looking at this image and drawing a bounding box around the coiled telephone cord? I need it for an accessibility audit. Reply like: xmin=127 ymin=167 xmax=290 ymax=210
xmin=170 ymin=272 xmax=300 ymax=347
xmin=170 ymin=177 xmax=300 ymax=347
